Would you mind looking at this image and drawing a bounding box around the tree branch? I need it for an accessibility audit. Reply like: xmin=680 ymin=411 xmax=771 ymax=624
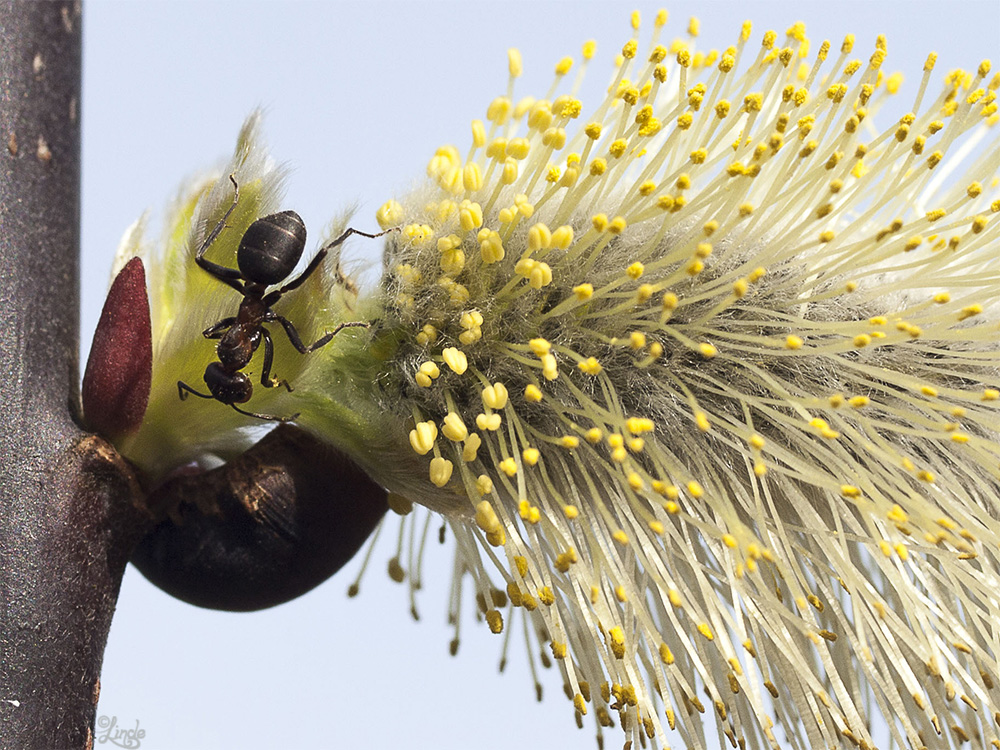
xmin=0 ymin=4 xmax=152 ymax=749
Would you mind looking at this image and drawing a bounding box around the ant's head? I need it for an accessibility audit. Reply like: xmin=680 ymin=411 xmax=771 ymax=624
xmin=237 ymin=210 xmax=307 ymax=286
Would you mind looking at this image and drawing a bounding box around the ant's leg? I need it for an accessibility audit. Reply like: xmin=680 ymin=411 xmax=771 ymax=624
xmin=270 ymin=315 xmax=368 ymax=354
xmin=203 ymin=316 xmax=237 ymax=339
xmin=274 ymin=227 xmax=397 ymax=295
xmin=178 ymin=381 xmax=214 ymax=401
xmin=194 ymin=174 xmax=245 ymax=293
xmin=230 ymin=403 xmax=299 ymax=423
xmin=259 ymin=328 xmax=293 ymax=391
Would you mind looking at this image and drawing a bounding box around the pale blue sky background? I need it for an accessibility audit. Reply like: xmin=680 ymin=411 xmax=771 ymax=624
xmin=82 ymin=3 xmax=998 ymax=748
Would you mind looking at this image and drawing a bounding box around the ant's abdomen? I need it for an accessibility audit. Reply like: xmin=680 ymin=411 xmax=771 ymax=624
xmin=204 ymin=362 xmax=253 ymax=404
xmin=237 ymin=210 xmax=306 ymax=286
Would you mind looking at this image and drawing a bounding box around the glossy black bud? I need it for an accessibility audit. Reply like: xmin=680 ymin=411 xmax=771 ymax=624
xmin=132 ymin=426 xmax=388 ymax=611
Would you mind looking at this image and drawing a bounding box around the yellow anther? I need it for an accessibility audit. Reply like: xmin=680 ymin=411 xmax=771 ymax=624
xmin=460 ymin=310 xmax=483 ymax=330
xmin=475 ymin=498 xmax=502 ymax=531
xmin=578 ymin=357 xmax=602 ymax=375
xmin=529 ymin=338 xmax=551 ymax=356
xmin=626 ymin=262 xmax=644 ymax=279
xmin=529 ymin=262 xmax=553 ymax=289
xmin=522 ymin=447 xmax=540 ymax=466
xmin=376 ymin=200 xmax=403 ymax=230
xmin=415 ymin=324 xmax=438 ymax=347
xmin=612 ymin=529 xmax=629 ymax=545
xmin=958 ymin=304 xmax=982 ymax=321
xmin=498 ymin=457 xmax=517 ymax=476
xmin=462 ymin=433 xmax=481 ymax=462
xmin=591 ymin=213 xmax=608 ymax=231
xmin=585 ymin=427 xmax=602 ymax=444
xmin=698 ymin=342 xmax=717 ymax=358
xmin=505 ymin=47 xmax=523 ymax=78
xmin=572 ymin=283 xmax=593 ymax=301
xmin=636 ymin=284 xmax=654 ymax=302
xmin=485 ymin=609 xmax=503 ymax=634
xmin=500 ymin=157 xmax=518 ymax=184
xmin=629 ymin=331 xmax=647 ymax=350
xmin=486 ymin=96 xmax=512 ymax=125
xmin=478 ymin=229 xmax=505 ymax=264
xmin=482 ymin=382 xmax=509 ymax=410
xmin=661 ymin=292 xmax=678 ymax=310
xmin=475 ymin=475 xmax=493 ymax=496
xmin=485 ymin=138 xmax=507 ymax=160
xmin=560 ymin=435 xmax=579 ymax=449
xmin=853 ymin=334 xmax=872 ymax=348
xmin=549 ymin=225 xmax=573 ymax=249
xmin=527 ymin=223 xmax=552 ymax=251
xmin=524 ymin=384 xmax=543 ymax=403
xmin=695 ymin=412 xmax=710 ymax=432
xmin=785 ymin=334 xmax=805 ymax=349
xmin=507 ymin=138 xmax=531 ymax=160
xmin=541 ymin=353 xmax=559 ymax=380
xmin=441 ymin=347 xmax=468 ymax=374
xmin=442 ymin=412 xmax=468 ymax=442
xmin=744 ymin=93 xmax=763 ymax=112
xmin=608 ymin=626 xmax=626 ymax=659
xmin=476 ymin=412 xmax=502 ymax=431
xmin=458 ymin=201 xmax=483 ymax=231
xmin=429 ymin=457 xmax=453 ymax=487
xmin=408 ymin=421 xmax=438 ymax=455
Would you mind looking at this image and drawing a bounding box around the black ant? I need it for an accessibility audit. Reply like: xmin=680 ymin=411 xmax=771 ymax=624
xmin=178 ymin=175 xmax=389 ymax=422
